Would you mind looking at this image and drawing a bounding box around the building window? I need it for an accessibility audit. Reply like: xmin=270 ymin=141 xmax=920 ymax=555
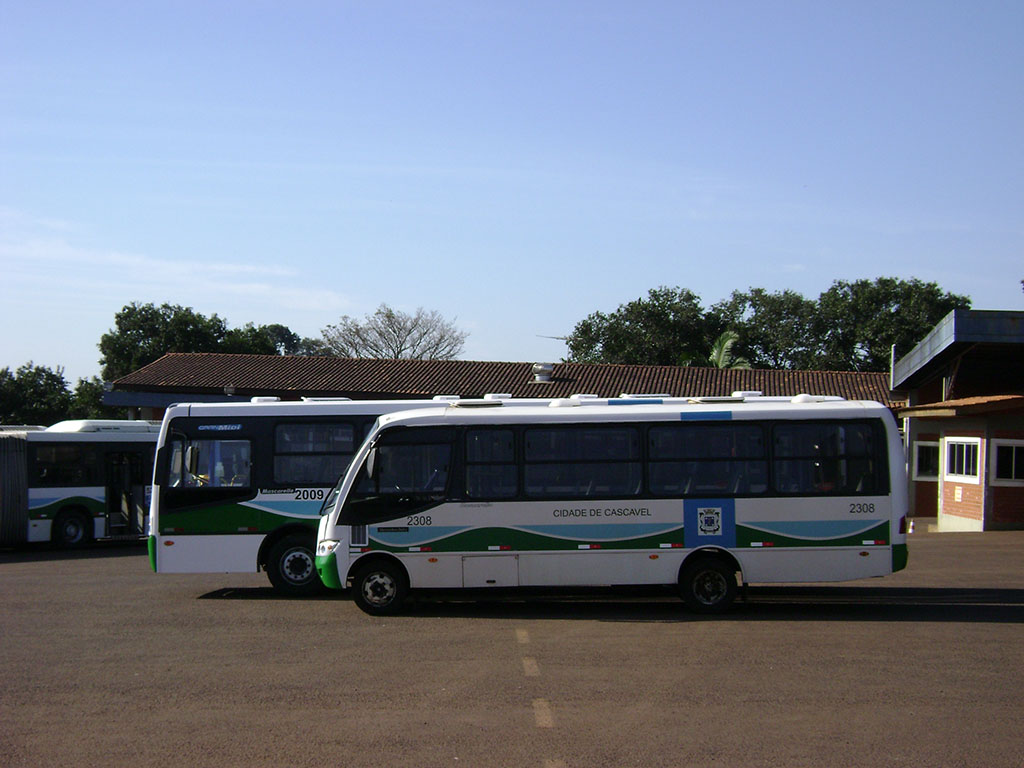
xmin=913 ymin=442 xmax=939 ymax=481
xmin=944 ymin=438 xmax=980 ymax=484
xmin=992 ymin=440 xmax=1024 ymax=485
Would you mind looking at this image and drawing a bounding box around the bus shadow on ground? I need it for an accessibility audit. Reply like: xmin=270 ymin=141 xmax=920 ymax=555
xmin=0 ymin=541 xmax=147 ymax=563
xmin=198 ymin=585 xmax=1024 ymax=624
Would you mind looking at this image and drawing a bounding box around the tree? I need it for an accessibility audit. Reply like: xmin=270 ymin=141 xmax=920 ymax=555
xmin=99 ymin=303 xmax=228 ymax=380
xmin=320 ymin=304 xmax=468 ymax=360
xmin=262 ymin=323 xmax=331 ymax=356
xmin=710 ymin=288 xmax=818 ymax=369
xmin=564 ymin=286 xmax=714 ymax=366
xmin=69 ymin=377 xmax=123 ymax=420
xmin=707 ymin=330 xmax=751 ymax=369
xmin=813 ymin=277 xmax=971 ymax=371
xmin=0 ymin=363 xmax=74 ymax=426
xmin=221 ymin=323 xmax=279 ymax=355
xmin=98 ymin=302 xmax=312 ymax=379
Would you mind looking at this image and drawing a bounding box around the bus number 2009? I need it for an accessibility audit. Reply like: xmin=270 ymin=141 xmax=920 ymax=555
xmin=295 ymin=489 xmax=325 ymax=501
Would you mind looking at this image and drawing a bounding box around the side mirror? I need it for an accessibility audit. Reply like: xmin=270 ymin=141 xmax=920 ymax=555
xmin=185 ymin=445 xmax=198 ymax=476
xmin=365 ymin=447 xmax=377 ymax=481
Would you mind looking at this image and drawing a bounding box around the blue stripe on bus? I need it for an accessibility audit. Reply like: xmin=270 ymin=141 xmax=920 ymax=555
xmin=371 ymin=526 xmax=472 ymax=547
xmin=679 ymin=411 xmax=732 ymax=421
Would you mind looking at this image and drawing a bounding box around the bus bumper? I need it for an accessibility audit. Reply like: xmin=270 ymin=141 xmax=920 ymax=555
xmin=892 ymin=543 xmax=909 ymax=573
xmin=315 ymin=551 xmax=345 ymax=590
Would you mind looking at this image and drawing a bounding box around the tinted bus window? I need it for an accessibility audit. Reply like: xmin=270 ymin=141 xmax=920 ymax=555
xmin=524 ymin=427 xmax=641 ymax=498
xmin=648 ymin=424 xmax=767 ymax=496
xmin=465 ymin=429 xmax=517 ymax=499
xmin=274 ymin=423 xmax=356 ymax=486
xmin=772 ymin=422 xmax=880 ymax=495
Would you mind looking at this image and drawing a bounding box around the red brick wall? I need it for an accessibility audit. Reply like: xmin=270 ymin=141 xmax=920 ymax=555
xmin=912 ymin=482 xmax=938 ymax=517
xmin=991 ymin=486 xmax=1024 ymax=525
xmin=942 ymin=481 xmax=984 ymax=521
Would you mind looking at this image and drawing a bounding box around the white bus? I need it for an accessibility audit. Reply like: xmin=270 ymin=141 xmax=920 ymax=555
xmin=0 ymin=420 xmax=159 ymax=547
xmin=315 ymin=396 xmax=909 ymax=614
xmin=150 ymin=394 xmax=684 ymax=594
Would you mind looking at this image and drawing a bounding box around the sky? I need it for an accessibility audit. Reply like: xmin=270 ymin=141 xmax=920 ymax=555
xmin=2 ymin=1 xmax=1022 ymax=384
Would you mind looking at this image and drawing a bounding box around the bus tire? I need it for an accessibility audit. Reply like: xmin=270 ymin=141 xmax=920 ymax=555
xmin=351 ymin=559 xmax=408 ymax=616
xmin=266 ymin=535 xmax=322 ymax=596
xmin=679 ymin=556 xmax=737 ymax=614
xmin=52 ymin=510 xmax=91 ymax=548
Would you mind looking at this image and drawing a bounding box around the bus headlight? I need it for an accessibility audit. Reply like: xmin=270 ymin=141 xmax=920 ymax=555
xmin=317 ymin=540 xmax=340 ymax=557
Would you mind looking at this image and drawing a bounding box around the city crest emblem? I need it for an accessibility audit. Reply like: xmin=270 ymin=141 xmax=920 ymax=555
xmin=697 ymin=507 xmax=722 ymax=536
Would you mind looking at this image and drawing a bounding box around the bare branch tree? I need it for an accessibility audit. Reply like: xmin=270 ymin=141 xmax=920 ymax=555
xmin=320 ymin=304 xmax=468 ymax=360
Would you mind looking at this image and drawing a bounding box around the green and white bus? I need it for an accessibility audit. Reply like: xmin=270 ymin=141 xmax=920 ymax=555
xmin=315 ymin=396 xmax=909 ymax=614
xmin=0 ymin=420 xmax=159 ymax=547
xmin=150 ymin=394 xmax=669 ymax=594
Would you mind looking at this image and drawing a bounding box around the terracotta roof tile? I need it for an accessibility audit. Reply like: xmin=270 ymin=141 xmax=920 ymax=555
xmin=113 ymin=353 xmax=900 ymax=406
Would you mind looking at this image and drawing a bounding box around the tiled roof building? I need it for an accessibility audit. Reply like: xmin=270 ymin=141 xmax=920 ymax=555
xmin=107 ymin=353 xmax=899 ymax=415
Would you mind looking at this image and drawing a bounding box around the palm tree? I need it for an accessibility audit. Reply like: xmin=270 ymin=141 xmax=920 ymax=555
xmin=708 ymin=330 xmax=751 ymax=369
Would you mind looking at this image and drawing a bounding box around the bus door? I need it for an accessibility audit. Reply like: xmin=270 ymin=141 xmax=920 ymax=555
xmin=106 ymin=451 xmax=147 ymax=537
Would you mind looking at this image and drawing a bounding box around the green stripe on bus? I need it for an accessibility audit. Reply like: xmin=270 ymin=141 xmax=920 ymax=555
xmin=159 ymin=504 xmax=318 ymax=534
xmin=735 ymin=519 xmax=890 ymax=548
xmin=367 ymin=526 xmax=685 ymax=554
xmin=892 ymin=543 xmax=908 ymax=572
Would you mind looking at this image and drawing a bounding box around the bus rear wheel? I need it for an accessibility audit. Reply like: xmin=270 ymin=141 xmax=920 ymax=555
xmin=266 ymin=535 xmax=322 ymax=596
xmin=351 ymin=560 xmax=408 ymax=616
xmin=53 ymin=510 xmax=91 ymax=548
xmin=680 ymin=556 xmax=737 ymax=614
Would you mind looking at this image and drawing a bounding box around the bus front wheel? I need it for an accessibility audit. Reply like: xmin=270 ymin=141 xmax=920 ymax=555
xmin=679 ymin=557 xmax=737 ymax=614
xmin=53 ymin=510 xmax=91 ymax=548
xmin=351 ymin=560 xmax=408 ymax=616
xmin=266 ymin=535 xmax=322 ymax=596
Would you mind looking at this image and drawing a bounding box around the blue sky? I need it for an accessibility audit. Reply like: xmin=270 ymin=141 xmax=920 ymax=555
xmin=2 ymin=1 xmax=1022 ymax=383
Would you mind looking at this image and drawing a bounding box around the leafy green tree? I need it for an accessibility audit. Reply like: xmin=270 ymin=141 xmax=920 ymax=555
xmin=99 ymin=303 xmax=228 ymax=380
xmin=263 ymin=323 xmax=330 ymax=356
xmin=711 ymin=288 xmax=818 ymax=369
xmin=813 ymin=277 xmax=971 ymax=371
xmin=0 ymin=363 xmax=74 ymax=426
xmin=69 ymin=377 xmax=123 ymax=420
xmin=707 ymin=330 xmax=751 ymax=369
xmin=564 ymin=286 xmax=714 ymax=366
xmin=321 ymin=304 xmax=468 ymax=360
xmin=221 ymin=323 xmax=279 ymax=355
xmin=98 ymin=303 xmax=313 ymax=379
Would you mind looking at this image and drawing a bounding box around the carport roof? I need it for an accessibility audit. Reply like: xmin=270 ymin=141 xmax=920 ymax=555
xmin=892 ymin=310 xmax=1024 ymax=391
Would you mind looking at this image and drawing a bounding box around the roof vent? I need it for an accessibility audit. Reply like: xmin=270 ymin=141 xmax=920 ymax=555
xmin=731 ymin=391 xmax=763 ymax=399
xmin=532 ymin=363 xmax=554 ymax=383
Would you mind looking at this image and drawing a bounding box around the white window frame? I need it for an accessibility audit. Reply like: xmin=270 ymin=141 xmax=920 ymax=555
xmin=912 ymin=441 xmax=940 ymax=481
xmin=943 ymin=437 xmax=982 ymax=485
xmin=990 ymin=439 xmax=1024 ymax=486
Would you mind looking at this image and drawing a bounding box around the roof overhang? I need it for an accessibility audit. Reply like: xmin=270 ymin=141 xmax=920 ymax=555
xmin=892 ymin=310 xmax=1024 ymax=390
xmin=898 ymin=394 xmax=1024 ymax=419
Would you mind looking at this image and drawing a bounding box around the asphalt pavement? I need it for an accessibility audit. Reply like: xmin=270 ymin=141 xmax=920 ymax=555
xmin=1 ymin=524 xmax=1022 ymax=768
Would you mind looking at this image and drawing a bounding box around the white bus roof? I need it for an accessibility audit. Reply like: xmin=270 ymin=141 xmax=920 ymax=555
xmin=373 ymin=399 xmax=891 ymax=431
xmin=161 ymin=393 xmax=715 ymax=419
xmin=43 ymin=420 xmax=162 ymax=433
